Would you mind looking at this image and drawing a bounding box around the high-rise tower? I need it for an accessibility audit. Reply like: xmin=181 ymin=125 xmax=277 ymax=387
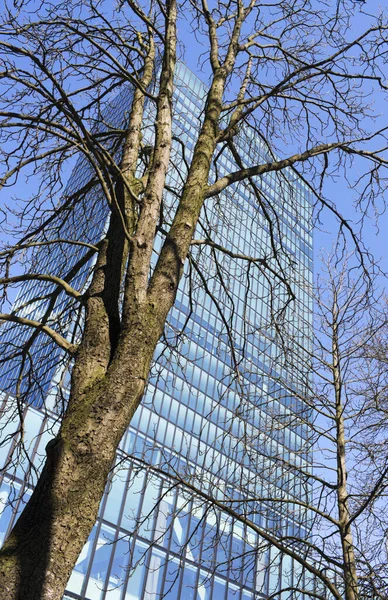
xmin=0 ymin=63 xmax=313 ymax=600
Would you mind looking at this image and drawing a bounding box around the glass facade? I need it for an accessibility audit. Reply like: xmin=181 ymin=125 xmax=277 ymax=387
xmin=0 ymin=63 xmax=314 ymax=599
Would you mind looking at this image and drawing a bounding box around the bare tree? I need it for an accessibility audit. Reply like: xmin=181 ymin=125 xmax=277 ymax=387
xmin=149 ymin=252 xmax=388 ymax=600
xmin=215 ymin=252 xmax=388 ymax=600
xmin=307 ymin=255 xmax=388 ymax=600
xmin=0 ymin=0 xmax=387 ymax=599
xmin=82 ymin=251 xmax=388 ymax=600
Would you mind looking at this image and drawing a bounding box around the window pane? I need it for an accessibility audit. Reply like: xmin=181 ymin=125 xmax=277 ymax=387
xmin=212 ymin=576 xmax=226 ymax=600
xmin=143 ymin=548 xmax=165 ymax=600
xmin=67 ymin=526 xmax=97 ymax=595
xmin=106 ymin=537 xmax=131 ymax=599
xmin=0 ymin=480 xmax=18 ymax=546
xmin=121 ymin=471 xmax=145 ymax=532
xmin=85 ymin=525 xmax=115 ymax=600
xmin=124 ymin=540 xmax=147 ymax=600
xmin=182 ymin=563 xmax=197 ymax=600
xmin=162 ymin=558 xmax=180 ymax=600
xmin=103 ymin=471 xmax=126 ymax=526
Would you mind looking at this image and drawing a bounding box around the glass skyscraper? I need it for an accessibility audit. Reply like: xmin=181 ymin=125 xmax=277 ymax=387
xmin=0 ymin=63 xmax=314 ymax=599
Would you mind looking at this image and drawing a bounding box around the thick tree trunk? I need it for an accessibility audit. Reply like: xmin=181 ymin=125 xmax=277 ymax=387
xmin=0 ymin=306 xmax=160 ymax=600
xmin=0 ymin=25 xmax=161 ymax=598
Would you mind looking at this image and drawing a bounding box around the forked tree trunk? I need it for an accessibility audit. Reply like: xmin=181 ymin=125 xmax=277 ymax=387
xmin=0 ymin=2 xmax=249 ymax=595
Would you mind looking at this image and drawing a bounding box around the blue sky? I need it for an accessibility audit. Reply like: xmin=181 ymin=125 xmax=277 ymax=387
xmin=178 ymin=0 xmax=388 ymax=281
xmin=1 ymin=0 xmax=387 ymax=289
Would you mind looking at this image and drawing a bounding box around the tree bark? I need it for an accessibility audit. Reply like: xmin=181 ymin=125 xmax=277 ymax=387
xmin=0 ymin=3 xmax=249 ymax=597
xmin=0 ymin=309 xmax=160 ymax=599
xmin=332 ymin=296 xmax=359 ymax=600
xmin=0 ymin=22 xmax=159 ymax=600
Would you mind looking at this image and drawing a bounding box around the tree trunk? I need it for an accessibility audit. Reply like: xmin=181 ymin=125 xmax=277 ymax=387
xmin=332 ymin=300 xmax=359 ymax=600
xmin=0 ymin=305 xmax=160 ymax=600
xmin=0 ymin=3 xmax=249 ymax=595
